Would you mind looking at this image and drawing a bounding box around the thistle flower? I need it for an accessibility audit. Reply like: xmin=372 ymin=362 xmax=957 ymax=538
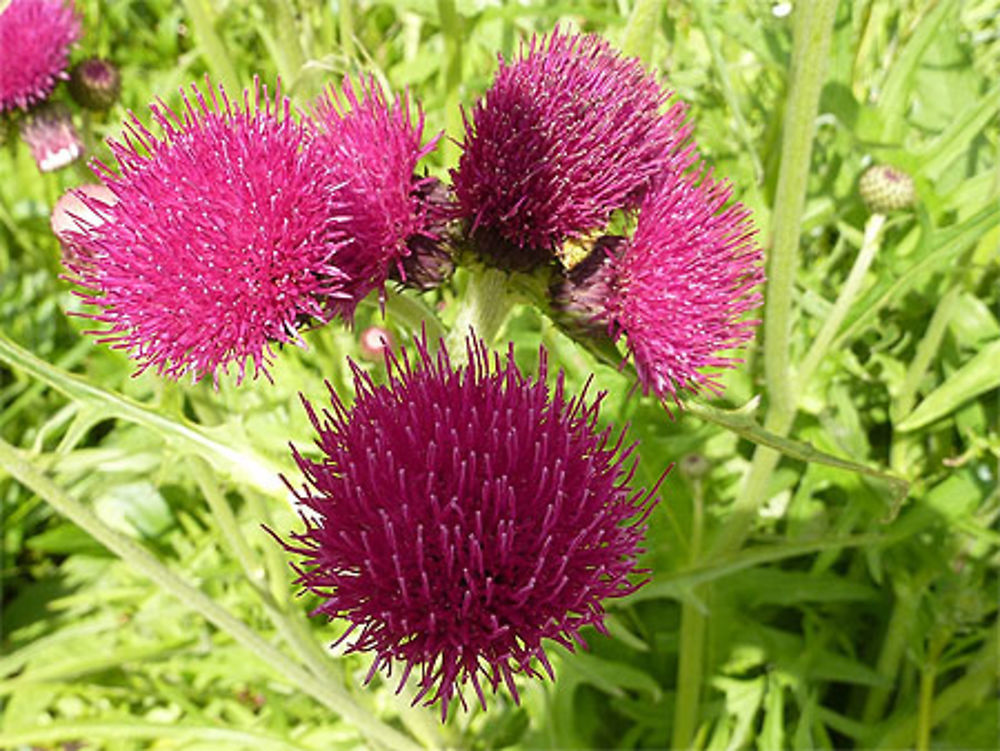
xmin=278 ymin=333 xmax=659 ymax=718
xmin=68 ymin=57 xmax=122 ymax=111
xmin=603 ymin=167 xmax=763 ymax=401
xmin=64 ymin=78 xmax=349 ymax=384
xmin=311 ymin=77 xmax=442 ymax=316
xmin=20 ymin=102 xmax=82 ymax=172
xmin=452 ymin=29 xmax=689 ymax=269
xmin=0 ymin=0 xmax=81 ymax=112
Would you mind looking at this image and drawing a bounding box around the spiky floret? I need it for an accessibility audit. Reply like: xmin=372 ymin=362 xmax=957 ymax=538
xmin=279 ymin=333 xmax=660 ymax=719
xmin=64 ymin=78 xmax=349 ymax=384
xmin=311 ymin=77 xmax=442 ymax=316
xmin=0 ymin=0 xmax=81 ymax=112
xmin=605 ymin=166 xmax=764 ymax=402
xmin=452 ymin=28 xmax=689 ymax=267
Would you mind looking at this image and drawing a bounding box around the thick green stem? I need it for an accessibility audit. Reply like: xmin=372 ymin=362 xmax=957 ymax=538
xmin=672 ymin=477 xmax=707 ymax=750
xmin=862 ymin=575 xmax=922 ymax=723
xmin=709 ymin=0 xmax=839 ymax=557
xmin=0 ymin=437 xmax=421 ymax=751
xmin=763 ymin=0 xmax=839 ymax=417
xmin=445 ymin=267 xmax=513 ymax=358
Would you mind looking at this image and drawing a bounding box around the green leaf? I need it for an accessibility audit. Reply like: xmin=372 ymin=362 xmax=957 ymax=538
xmin=878 ymin=0 xmax=960 ymax=141
xmin=686 ymin=400 xmax=909 ymax=511
xmin=897 ymin=338 xmax=1000 ymax=431
xmin=559 ymin=652 xmax=662 ymax=700
xmin=835 ymin=203 xmax=1000 ymax=348
xmin=719 ymin=569 xmax=880 ymax=608
xmin=917 ymin=80 xmax=1000 ymax=181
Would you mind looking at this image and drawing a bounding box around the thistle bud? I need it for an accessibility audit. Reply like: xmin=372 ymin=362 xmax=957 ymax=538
xmin=549 ymin=235 xmax=623 ymax=338
xmin=68 ymin=58 xmax=121 ymax=111
xmin=20 ymin=102 xmax=82 ymax=172
xmin=391 ymin=176 xmax=455 ymax=291
xmin=858 ymin=165 xmax=915 ymax=214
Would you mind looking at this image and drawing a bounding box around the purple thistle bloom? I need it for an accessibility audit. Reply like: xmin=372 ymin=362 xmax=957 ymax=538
xmin=64 ymin=78 xmax=349 ymax=384
xmin=278 ymin=332 xmax=660 ymax=719
xmin=452 ymin=29 xmax=689 ymax=268
xmin=311 ymin=77 xmax=441 ymax=317
xmin=604 ymin=165 xmax=764 ymax=402
xmin=0 ymin=0 xmax=81 ymax=112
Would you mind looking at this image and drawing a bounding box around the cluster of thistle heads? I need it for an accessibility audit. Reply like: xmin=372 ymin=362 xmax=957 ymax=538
xmin=12 ymin=0 xmax=771 ymax=720
xmin=0 ymin=0 xmax=120 ymax=173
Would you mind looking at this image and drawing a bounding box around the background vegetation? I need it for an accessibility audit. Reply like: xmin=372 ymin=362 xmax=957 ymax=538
xmin=1 ymin=0 xmax=997 ymax=749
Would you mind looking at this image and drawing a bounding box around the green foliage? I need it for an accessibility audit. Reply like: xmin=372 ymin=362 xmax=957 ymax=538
xmin=2 ymin=1 xmax=998 ymax=749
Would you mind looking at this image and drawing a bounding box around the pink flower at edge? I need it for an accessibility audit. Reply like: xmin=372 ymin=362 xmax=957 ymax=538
xmin=0 ymin=0 xmax=81 ymax=112
xmin=310 ymin=77 xmax=442 ymax=318
xmin=63 ymin=77 xmax=351 ymax=385
xmin=275 ymin=331 xmax=662 ymax=719
xmin=452 ymin=28 xmax=690 ymax=268
xmin=606 ymin=165 xmax=764 ymax=403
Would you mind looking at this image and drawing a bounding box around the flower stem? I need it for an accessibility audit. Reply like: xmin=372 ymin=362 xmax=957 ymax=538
xmin=0 ymin=437 xmax=422 ymax=751
xmin=763 ymin=0 xmax=839 ymax=419
xmin=445 ymin=266 xmax=513 ymax=358
xmin=799 ymin=213 xmax=886 ymax=386
xmin=709 ymin=0 xmax=839 ymax=558
xmin=672 ymin=476 xmax=707 ymax=750
xmin=861 ymin=574 xmax=923 ymax=723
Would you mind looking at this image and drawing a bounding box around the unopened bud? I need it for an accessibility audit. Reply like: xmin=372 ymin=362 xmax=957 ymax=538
xmin=549 ymin=236 xmax=623 ymax=338
xmin=858 ymin=165 xmax=915 ymax=214
xmin=389 ymin=176 xmax=455 ymax=291
xmin=68 ymin=58 xmax=121 ymax=111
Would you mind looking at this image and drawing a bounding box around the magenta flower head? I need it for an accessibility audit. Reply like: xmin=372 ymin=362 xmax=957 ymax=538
xmin=557 ymin=164 xmax=763 ymax=403
xmin=63 ymin=78 xmax=348 ymax=384
xmin=0 ymin=0 xmax=81 ymax=112
xmin=311 ymin=77 xmax=442 ymax=317
xmin=452 ymin=28 xmax=689 ymax=270
xmin=278 ymin=332 xmax=660 ymax=718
